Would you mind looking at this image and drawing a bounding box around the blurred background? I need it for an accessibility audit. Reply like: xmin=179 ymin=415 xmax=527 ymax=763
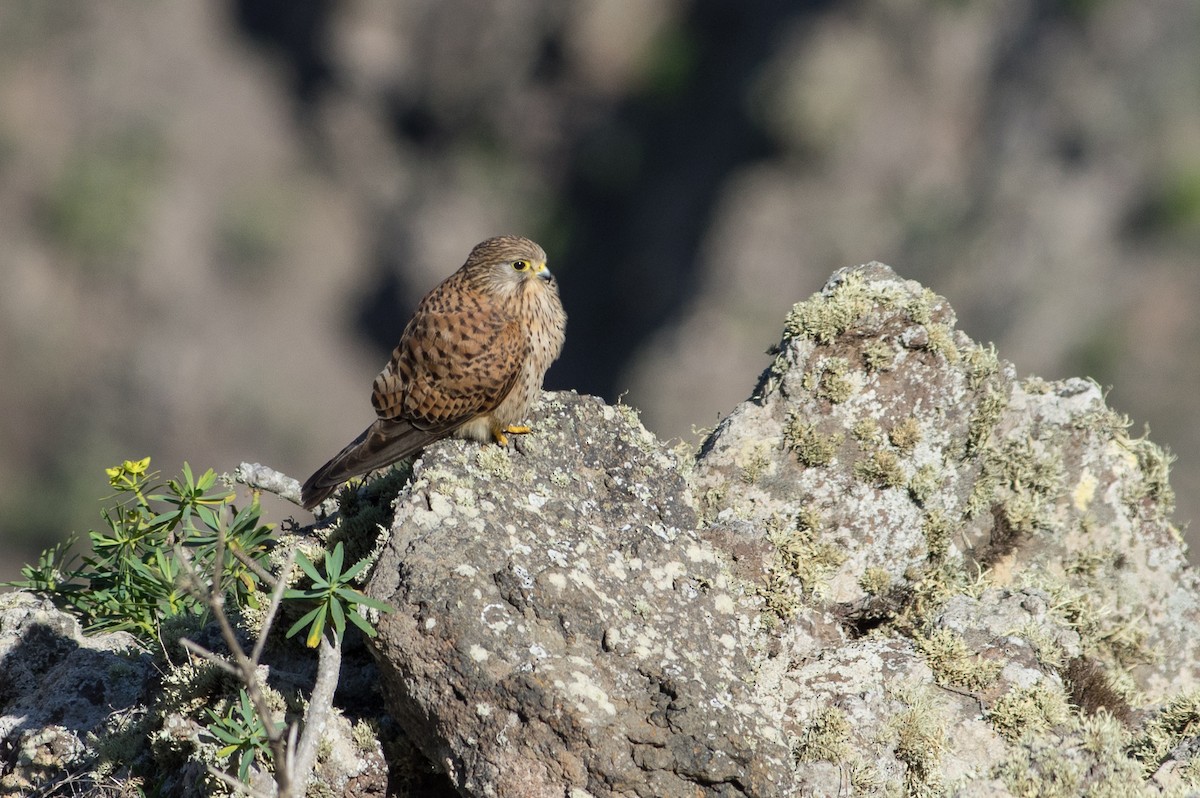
xmin=2 ymin=0 xmax=1198 ymax=580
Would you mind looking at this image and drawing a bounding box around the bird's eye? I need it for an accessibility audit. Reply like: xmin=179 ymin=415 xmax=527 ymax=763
xmin=512 ymin=260 xmax=529 ymax=271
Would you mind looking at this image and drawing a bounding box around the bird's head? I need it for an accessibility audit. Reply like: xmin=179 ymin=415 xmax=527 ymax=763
xmin=464 ymin=235 xmax=555 ymax=298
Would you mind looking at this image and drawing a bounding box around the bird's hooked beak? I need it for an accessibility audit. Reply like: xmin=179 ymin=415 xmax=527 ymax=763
xmin=532 ymin=260 xmax=552 ymax=281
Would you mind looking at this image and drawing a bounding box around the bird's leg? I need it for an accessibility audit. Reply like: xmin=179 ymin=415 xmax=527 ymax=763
xmin=491 ymin=422 xmax=532 ymax=446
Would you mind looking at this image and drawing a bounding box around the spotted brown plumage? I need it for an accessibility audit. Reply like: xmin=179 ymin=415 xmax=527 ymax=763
xmin=300 ymin=236 xmax=566 ymax=510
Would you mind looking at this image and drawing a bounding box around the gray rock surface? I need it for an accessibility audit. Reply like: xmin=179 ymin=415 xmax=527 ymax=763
xmin=367 ymin=394 xmax=797 ymax=797
xmin=0 ymin=592 xmax=153 ymax=794
xmin=366 ymin=263 xmax=1200 ymax=797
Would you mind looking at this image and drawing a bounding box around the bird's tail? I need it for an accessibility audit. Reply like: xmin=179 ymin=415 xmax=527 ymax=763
xmin=300 ymin=418 xmax=437 ymax=510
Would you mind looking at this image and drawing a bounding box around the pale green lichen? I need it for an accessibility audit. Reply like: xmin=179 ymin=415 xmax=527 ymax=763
xmin=862 ymin=338 xmax=897 ymax=372
xmin=991 ymin=737 xmax=1085 ymax=798
xmin=475 ymin=444 xmax=514 ymax=480
xmin=784 ymin=413 xmax=843 ymax=467
xmin=756 ymin=570 xmax=802 ymax=621
xmin=859 ymin=566 xmax=893 ymax=596
xmin=698 ymin=485 xmax=727 ymax=525
xmin=987 ymin=681 xmax=1073 ymax=743
xmin=853 ymin=417 xmax=885 ymax=446
xmin=923 ymin=322 xmax=960 ymax=363
xmin=855 ymin=449 xmax=906 ymax=489
xmin=782 ymin=270 xmax=879 ymax=344
xmin=922 ymin=510 xmax=952 ymax=564
xmin=903 ymin=288 xmax=939 ymax=326
xmin=766 ymin=509 xmax=847 ymax=599
xmin=793 ymin=706 xmax=852 ymax=764
xmin=888 ymin=417 xmax=922 ymax=454
xmin=962 ymin=342 xmax=1000 ymax=391
xmin=1034 ymin=578 xmax=1156 ymax=672
xmin=738 ymin=445 xmax=772 ymax=485
xmin=352 ymin=719 xmax=380 ymax=755
xmin=964 ymin=469 xmax=998 ymax=520
xmin=965 ymin=387 xmax=1008 ymax=455
xmin=886 ymin=683 xmax=947 ymax=798
xmin=973 ymin=436 xmax=1066 ymax=537
xmin=914 ymin=628 xmax=1001 ymax=691
xmin=815 ymin=357 xmax=854 ymax=404
xmin=1121 ymin=432 xmax=1177 ymax=516
xmin=907 ymin=464 xmax=940 ymax=505
xmin=1129 ymin=691 xmax=1200 ymax=776
xmin=1071 ymin=405 xmax=1131 ymax=437
xmin=1023 ymin=375 xmax=1053 ymax=394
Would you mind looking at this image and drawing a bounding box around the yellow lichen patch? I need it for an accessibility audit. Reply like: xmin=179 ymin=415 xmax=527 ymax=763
xmin=1072 ymin=470 xmax=1098 ymax=513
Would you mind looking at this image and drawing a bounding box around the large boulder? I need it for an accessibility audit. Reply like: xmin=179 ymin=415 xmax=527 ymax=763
xmin=365 ymin=263 xmax=1200 ymax=796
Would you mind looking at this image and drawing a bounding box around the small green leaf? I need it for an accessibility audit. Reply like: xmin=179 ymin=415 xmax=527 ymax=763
xmin=295 ymin=551 xmax=324 ymax=584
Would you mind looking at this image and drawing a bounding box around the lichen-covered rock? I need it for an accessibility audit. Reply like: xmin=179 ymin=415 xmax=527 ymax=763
xmin=0 ymin=591 xmax=153 ymax=794
xmin=0 ymin=587 xmax=395 ymax=797
xmin=365 ymin=263 xmax=1200 ymax=797
xmin=367 ymin=393 xmax=798 ymax=797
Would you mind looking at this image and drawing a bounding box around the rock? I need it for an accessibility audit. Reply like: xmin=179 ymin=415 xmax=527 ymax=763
xmin=0 ymin=591 xmax=153 ymax=794
xmin=365 ymin=263 xmax=1200 ymax=796
xmin=367 ymin=394 xmax=798 ymax=796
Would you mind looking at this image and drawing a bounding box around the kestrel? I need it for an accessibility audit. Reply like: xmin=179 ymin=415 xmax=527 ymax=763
xmin=300 ymin=235 xmax=566 ymax=510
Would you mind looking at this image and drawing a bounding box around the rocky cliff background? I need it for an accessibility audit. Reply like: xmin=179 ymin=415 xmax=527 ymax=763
xmin=2 ymin=1 xmax=1199 ymax=576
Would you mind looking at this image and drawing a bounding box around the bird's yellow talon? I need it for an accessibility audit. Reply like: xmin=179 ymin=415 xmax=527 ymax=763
xmin=492 ymin=424 xmax=533 ymax=446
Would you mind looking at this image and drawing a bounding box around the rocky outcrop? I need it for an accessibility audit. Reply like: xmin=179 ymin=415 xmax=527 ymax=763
xmin=0 ymin=592 xmax=154 ymax=795
xmin=3 ymin=264 xmax=1198 ymax=796
xmin=365 ymin=263 xmax=1200 ymax=796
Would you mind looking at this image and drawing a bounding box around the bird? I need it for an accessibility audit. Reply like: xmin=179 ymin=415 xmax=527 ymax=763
xmin=300 ymin=235 xmax=566 ymax=510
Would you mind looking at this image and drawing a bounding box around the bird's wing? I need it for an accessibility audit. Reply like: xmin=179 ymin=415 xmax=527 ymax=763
xmin=372 ymin=302 xmax=529 ymax=432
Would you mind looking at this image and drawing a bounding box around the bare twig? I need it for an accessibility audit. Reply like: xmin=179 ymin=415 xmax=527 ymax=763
xmin=235 ymin=462 xmax=303 ymax=506
xmin=289 ymin=632 xmax=342 ymax=785
xmin=231 ymin=545 xmax=281 ymax=589
xmin=178 ymin=637 xmax=240 ymax=677
xmin=175 ymin=536 xmax=294 ymax=797
xmin=204 ymin=763 xmax=275 ymax=798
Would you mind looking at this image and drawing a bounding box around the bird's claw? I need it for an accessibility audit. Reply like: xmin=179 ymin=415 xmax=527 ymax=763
xmin=492 ymin=424 xmax=532 ymax=446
